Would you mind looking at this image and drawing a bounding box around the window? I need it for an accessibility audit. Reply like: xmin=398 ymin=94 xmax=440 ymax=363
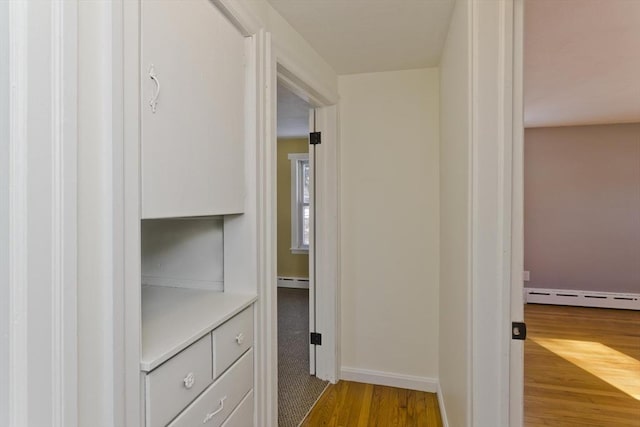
xmin=288 ymin=153 xmax=310 ymax=253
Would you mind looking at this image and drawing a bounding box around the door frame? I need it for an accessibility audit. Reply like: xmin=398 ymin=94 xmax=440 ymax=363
xmin=468 ymin=0 xmax=521 ymax=425
xmin=3 ymin=1 xmax=79 ymax=425
xmin=267 ymin=45 xmax=341 ymax=420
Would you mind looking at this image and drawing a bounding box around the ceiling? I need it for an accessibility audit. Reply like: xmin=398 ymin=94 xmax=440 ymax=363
xmin=524 ymin=0 xmax=640 ymax=128
xmin=268 ymin=0 xmax=455 ymax=75
xmin=277 ymin=83 xmax=310 ymax=138
xmin=269 ymin=0 xmax=639 ymax=129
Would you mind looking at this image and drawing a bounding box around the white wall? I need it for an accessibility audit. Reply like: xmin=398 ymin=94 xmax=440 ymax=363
xmin=438 ymin=0 xmax=472 ymax=425
xmin=339 ymin=68 xmax=440 ymax=384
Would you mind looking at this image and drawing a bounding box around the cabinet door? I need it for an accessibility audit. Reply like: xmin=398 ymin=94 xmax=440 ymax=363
xmin=141 ymin=0 xmax=245 ymax=218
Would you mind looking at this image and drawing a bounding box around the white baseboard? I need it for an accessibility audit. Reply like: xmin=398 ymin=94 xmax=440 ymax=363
xmin=340 ymin=367 xmax=438 ymax=393
xmin=525 ymin=287 xmax=640 ymax=310
xmin=277 ymin=276 xmax=309 ymax=289
xmin=437 ymin=382 xmax=449 ymax=427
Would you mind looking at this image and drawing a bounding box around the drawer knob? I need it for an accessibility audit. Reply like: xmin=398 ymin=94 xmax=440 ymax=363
xmin=183 ymin=372 xmax=195 ymax=389
xmin=203 ymin=396 xmax=227 ymax=423
xmin=235 ymin=333 xmax=245 ymax=345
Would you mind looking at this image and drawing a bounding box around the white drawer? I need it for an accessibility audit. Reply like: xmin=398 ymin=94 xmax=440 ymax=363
xmin=168 ymin=348 xmax=253 ymax=427
xmin=221 ymin=389 xmax=253 ymax=427
xmin=145 ymin=334 xmax=212 ymax=427
xmin=212 ymin=307 xmax=253 ymax=378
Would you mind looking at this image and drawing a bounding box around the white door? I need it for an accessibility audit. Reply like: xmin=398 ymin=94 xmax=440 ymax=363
xmin=308 ymin=109 xmax=317 ymax=376
xmin=510 ymin=0 xmax=525 ymax=425
xmin=141 ymin=0 xmax=246 ymax=219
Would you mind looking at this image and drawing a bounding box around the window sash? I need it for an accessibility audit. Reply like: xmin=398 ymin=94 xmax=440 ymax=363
xmin=288 ymin=153 xmax=309 ymax=253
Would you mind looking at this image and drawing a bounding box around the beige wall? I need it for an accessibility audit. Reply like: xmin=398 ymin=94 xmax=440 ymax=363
xmin=339 ymin=68 xmax=440 ymax=381
xmin=438 ymin=0 xmax=472 ymax=425
xmin=277 ymin=138 xmax=309 ymax=278
xmin=525 ymin=123 xmax=640 ymax=293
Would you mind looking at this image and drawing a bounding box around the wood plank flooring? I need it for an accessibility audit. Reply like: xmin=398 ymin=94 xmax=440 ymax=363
xmin=301 ymin=380 xmax=443 ymax=427
xmin=525 ymin=304 xmax=640 ymax=427
xmin=301 ymin=305 xmax=639 ymax=426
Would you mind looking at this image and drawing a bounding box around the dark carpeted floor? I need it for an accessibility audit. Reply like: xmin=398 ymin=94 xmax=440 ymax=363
xmin=278 ymin=287 xmax=328 ymax=427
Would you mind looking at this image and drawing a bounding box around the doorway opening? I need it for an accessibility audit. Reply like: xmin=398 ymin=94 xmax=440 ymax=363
xmin=516 ymin=1 xmax=640 ymax=425
xmin=275 ymin=82 xmax=328 ymax=427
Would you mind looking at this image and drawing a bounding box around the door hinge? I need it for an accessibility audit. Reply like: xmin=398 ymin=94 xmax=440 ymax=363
xmin=310 ymin=332 xmax=322 ymax=345
xmin=309 ymin=131 xmax=321 ymax=145
xmin=512 ymin=322 xmax=527 ymax=340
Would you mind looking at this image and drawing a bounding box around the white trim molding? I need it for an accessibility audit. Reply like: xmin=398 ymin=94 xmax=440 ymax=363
xmin=212 ymin=0 xmax=264 ymax=36
xmin=51 ymin=1 xmax=79 ymax=425
xmin=8 ymin=0 xmax=28 ymax=423
xmin=437 ymin=382 xmax=450 ymax=427
xmin=470 ymin=0 xmax=515 ymax=425
xmin=525 ymin=288 xmax=640 ymax=310
xmin=340 ymin=367 xmax=438 ymax=393
xmin=7 ymin=0 xmax=79 ymax=425
xmin=510 ymin=1 xmax=525 ymax=426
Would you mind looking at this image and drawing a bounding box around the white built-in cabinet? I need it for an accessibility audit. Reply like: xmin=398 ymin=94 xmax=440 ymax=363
xmin=141 ymin=0 xmax=246 ymax=219
xmin=138 ymin=1 xmax=256 ymax=426
xmin=141 ymin=287 xmax=255 ymax=427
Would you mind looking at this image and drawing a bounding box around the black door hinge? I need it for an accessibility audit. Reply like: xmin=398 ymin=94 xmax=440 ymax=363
xmin=310 ymin=332 xmax=322 ymax=345
xmin=309 ymin=131 xmax=321 ymax=145
xmin=512 ymin=322 xmax=527 ymax=340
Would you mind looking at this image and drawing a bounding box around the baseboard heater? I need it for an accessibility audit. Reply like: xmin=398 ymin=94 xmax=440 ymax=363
xmin=525 ymin=287 xmax=640 ymax=310
xmin=277 ymin=276 xmax=309 ymax=289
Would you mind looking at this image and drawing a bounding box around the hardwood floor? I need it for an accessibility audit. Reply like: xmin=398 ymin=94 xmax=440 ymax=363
xmin=301 ymin=381 xmax=443 ymax=427
xmin=301 ymin=305 xmax=639 ymax=426
xmin=525 ymin=304 xmax=640 ymax=427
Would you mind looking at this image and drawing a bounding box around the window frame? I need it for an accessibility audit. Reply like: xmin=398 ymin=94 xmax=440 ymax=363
xmin=288 ymin=153 xmax=310 ymax=254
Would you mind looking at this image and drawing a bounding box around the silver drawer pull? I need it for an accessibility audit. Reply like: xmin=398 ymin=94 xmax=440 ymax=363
xmin=183 ymin=372 xmax=195 ymax=389
xmin=235 ymin=333 xmax=245 ymax=345
xmin=202 ymin=396 xmax=227 ymax=423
